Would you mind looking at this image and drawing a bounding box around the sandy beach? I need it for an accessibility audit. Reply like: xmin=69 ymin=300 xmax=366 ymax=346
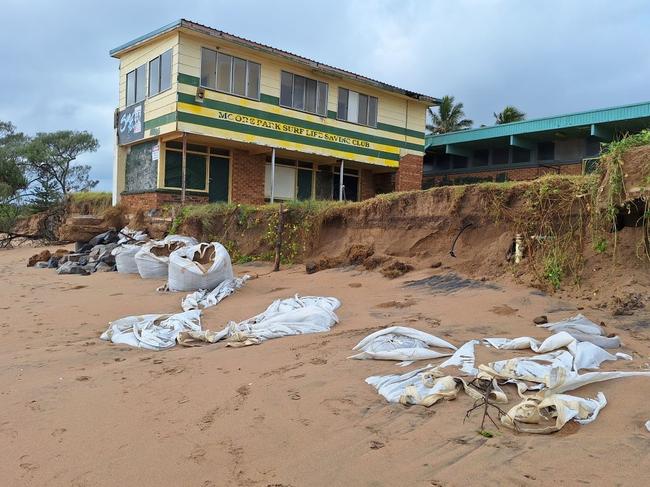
xmin=1 ymin=245 xmax=649 ymax=486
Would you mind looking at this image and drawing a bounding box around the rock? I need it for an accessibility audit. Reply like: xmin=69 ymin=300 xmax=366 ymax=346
xmin=533 ymin=315 xmax=548 ymax=325
xmin=305 ymin=261 xmax=318 ymax=274
xmin=35 ymin=261 xmax=49 ymax=268
xmin=52 ymin=248 xmax=70 ymax=259
xmin=56 ymin=261 xmax=90 ymax=276
xmin=58 ymin=215 xmax=113 ymax=243
xmin=47 ymin=258 xmax=59 ymax=269
xmin=95 ymin=262 xmax=115 ymax=272
xmin=27 ymin=249 xmax=51 ymax=267
xmin=430 ymin=261 xmax=442 ymax=269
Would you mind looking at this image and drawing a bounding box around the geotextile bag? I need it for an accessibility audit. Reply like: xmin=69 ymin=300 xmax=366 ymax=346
xmin=112 ymin=244 xmax=142 ymax=274
xmin=168 ymin=242 xmax=233 ymax=291
xmin=135 ymin=235 xmax=198 ymax=279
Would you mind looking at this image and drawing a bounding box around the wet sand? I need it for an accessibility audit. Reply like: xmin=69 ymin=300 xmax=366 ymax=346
xmin=1 ymin=246 xmax=649 ymax=486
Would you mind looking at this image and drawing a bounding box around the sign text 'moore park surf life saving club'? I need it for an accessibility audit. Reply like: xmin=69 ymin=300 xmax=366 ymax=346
xmin=117 ymin=101 xmax=144 ymax=145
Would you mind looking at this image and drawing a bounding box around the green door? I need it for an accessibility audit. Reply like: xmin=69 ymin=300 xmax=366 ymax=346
xmin=209 ymin=156 xmax=229 ymax=202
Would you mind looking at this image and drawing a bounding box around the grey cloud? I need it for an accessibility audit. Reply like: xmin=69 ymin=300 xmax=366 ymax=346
xmin=1 ymin=0 xmax=649 ymax=190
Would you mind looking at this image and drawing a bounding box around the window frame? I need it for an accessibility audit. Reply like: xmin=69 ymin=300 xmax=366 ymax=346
xmin=163 ymin=143 xmax=232 ymax=193
xmin=125 ymin=63 xmax=147 ymax=107
xmin=279 ymin=70 xmax=328 ymax=117
xmin=336 ymin=87 xmax=378 ymax=128
xmin=200 ymin=47 xmax=261 ymax=101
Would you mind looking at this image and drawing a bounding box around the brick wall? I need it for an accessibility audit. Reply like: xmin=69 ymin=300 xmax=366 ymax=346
xmin=359 ymin=169 xmax=376 ymax=200
xmin=395 ymin=154 xmax=423 ymax=191
xmin=120 ymin=191 xmax=208 ymax=213
xmin=425 ymin=162 xmax=582 ymax=187
xmin=231 ymin=150 xmax=266 ymax=205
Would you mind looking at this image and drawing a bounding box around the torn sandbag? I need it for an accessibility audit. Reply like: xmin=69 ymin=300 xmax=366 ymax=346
xmin=437 ymin=340 xmax=479 ymax=375
xmin=177 ymin=295 xmax=340 ymax=347
xmin=168 ymin=242 xmax=233 ymax=292
xmin=181 ymin=275 xmax=250 ymax=311
xmin=117 ymin=226 xmax=149 ymax=244
xmin=349 ymin=326 xmax=456 ymax=361
xmin=366 ymin=366 xmax=507 ymax=407
xmin=112 ymin=244 xmax=142 ymax=274
xmin=135 ymin=235 xmax=198 ymax=279
xmin=500 ymin=392 xmax=607 ymax=434
xmin=484 ymin=332 xmax=619 ymax=371
xmin=100 ymin=310 xmax=201 ymax=350
xmin=537 ymin=314 xmax=621 ymax=349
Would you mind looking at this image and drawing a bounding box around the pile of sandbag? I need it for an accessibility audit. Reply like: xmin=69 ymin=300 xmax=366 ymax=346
xmin=357 ymin=316 xmax=650 ymax=434
xmin=135 ymin=235 xmax=198 ymax=279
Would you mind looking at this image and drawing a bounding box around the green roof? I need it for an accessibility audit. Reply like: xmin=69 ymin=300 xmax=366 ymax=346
xmin=426 ymin=100 xmax=650 ymax=148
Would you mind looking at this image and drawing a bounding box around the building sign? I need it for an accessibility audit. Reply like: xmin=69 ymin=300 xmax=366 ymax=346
xmin=213 ymin=110 xmax=372 ymax=149
xmin=151 ymin=144 xmax=160 ymax=161
xmin=118 ymin=101 xmax=144 ymax=145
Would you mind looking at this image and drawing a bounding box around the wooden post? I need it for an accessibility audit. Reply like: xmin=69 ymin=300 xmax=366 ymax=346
xmin=339 ymin=159 xmax=345 ymax=201
xmin=273 ymin=202 xmax=284 ymax=272
xmin=270 ymin=147 xmax=276 ymax=203
xmin=181 ymin=132 xmax=187 ymax=205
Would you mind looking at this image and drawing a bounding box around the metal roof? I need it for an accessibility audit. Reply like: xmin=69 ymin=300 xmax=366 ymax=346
xmin=110 ymin=19 xmax=439 ymax=105
xmin=426 ymin=100 xmax=650 ymax=148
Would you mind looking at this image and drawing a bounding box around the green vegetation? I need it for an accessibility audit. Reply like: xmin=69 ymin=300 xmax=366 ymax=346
xmin=494 ymin=106 xmax=526 ymax=124
xmin=426 ymin=95 xmax=473 ymax=134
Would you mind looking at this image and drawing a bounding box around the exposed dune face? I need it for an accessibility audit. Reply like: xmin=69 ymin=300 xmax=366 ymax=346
xmin=1 ymin=246 xmax=649 ymax=486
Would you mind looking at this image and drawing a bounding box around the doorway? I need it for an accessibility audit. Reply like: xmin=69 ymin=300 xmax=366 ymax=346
xmin=209 ymin=155 xmax=229 ymax=202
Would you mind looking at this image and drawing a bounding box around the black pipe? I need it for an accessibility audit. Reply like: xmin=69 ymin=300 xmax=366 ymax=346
xmin=449 ymin=222 xmax=474 ymax=258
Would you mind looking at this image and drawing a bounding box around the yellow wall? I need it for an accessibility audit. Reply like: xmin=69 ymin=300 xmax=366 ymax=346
xmin=117 ymin=31 xmax=179 ymax=138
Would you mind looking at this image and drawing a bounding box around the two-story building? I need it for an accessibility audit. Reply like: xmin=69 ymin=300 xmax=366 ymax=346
xmin=110 ymin=19 xmax=437 ymax=209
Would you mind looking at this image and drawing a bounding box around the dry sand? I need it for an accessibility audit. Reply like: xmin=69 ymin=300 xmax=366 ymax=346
xmin=1 ymin=245 xmax=650 ymax=486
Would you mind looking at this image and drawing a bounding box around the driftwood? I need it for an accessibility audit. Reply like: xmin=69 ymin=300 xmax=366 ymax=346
xmin=463 ymin=378 xmax=512 ymax=433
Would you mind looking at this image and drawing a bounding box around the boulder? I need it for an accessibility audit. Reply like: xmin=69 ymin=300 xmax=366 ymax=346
xmin=27 ymin=250 xmax=51 ymax=267
xmin=56 ymin=261 xmax=90 ymax=276
xmin=58 ymin=215 xmax=113 ymax=243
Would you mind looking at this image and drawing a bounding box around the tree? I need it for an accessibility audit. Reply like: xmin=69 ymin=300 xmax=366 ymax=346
xmin=0 ymin=121 xmax=28 ymax=201
xmin=24 ymin=130 xmax=99 ymax=203
xmin=494 ymin=106 xmax=526 ymax=124
xmin=426 ymin=95 xmax=473 ymax=134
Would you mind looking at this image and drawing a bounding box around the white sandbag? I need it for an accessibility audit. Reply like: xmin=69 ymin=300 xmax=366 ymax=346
xmin=537 ymin=314 xmax=604 ymax=335
xmin=112 ymin=244 xmax=142 ymax=274
xmin=181 ymin=275 xmax=250 ymax=311
xmin=118 ymin=226 xmax=149 ymax=244
xmin=135 ymin=235 xmax=199 ymax=279
xmin=437 ymin=340 xmax=479 ymax=375
xmin=501 ymin=392 xmax=608 ymax=434
xmin=349 ymin=326 xmax=456 ymax=361
xmin=537 ymin=314 xmax=621 ymax=348
xmin=168 ymin=242 xmax=234 ymax=292
xmin=177 ymin=295 xmax=340 ymax=347
xmin=100 ymin=310 xmax=201 ymax=350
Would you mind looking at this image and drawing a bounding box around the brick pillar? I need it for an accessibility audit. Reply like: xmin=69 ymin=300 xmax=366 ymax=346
xmin=231 ymin=150 xmax=266 ymax=205
xmin=395 ymin=153 xmax=423 ymax=191
xmin=359 ymin=169 xmax=376 ymax=200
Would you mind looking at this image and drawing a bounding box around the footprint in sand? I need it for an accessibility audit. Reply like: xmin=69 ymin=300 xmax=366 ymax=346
xmin=369 ymin=440 xmax=385 ymax=450
xmin=288 ymin=390 xmax=301 ymax=400
xmin=490 ymin=304 xmax=519 ymax=316
xmin=75 ymin=376 xmax=91 ymax=381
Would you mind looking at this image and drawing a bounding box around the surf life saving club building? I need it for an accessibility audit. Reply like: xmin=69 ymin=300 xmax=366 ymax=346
xmin=111 ymin=19 xmax=437 ymax=208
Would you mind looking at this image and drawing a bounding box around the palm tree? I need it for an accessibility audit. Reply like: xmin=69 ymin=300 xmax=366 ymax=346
xmin=426 ymin=95 xmax=473 ymax=134
xmin=494 ymin=106 xmax=526 ymax=124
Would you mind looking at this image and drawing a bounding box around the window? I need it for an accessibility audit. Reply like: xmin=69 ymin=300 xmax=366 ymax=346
xmin=164 ymin=144 xmax=208 ymax=191
xmin=279 ymin=71 xmax=328 ymax=116
xmin=512 ymin=147 xmax=531 ymax=164
xmin=200 ymin=48 xmax=260 ymax=99
xmin=148 ymin=49 xmax=172 ymax=97
xmin=537 ymin=141 xmax=555 ymax=161
xmin=126 ymin=64 xmax=146 ymax=106
xmin=337 ymin=87 xmax=378 ymax=127
xmin=473 ymin=149 xmax=489 ymax=167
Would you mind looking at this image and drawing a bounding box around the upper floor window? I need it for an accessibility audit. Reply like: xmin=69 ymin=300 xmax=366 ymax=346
xmin=200 ymin=48 xmax=260 ymax=100
xmin=149 ymin=49 xmax=172 ymax=97
xmin=126 ymin=64 xmax=146 ymax=106
xmin=337 ymin=88 xmax=378 ymax=127
xmin=280 ymin=71 xmax=328 ymax=116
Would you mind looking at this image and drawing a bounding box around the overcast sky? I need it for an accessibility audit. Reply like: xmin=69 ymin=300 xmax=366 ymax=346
xmin=1 ymin=0 xmax=649 ymax=190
